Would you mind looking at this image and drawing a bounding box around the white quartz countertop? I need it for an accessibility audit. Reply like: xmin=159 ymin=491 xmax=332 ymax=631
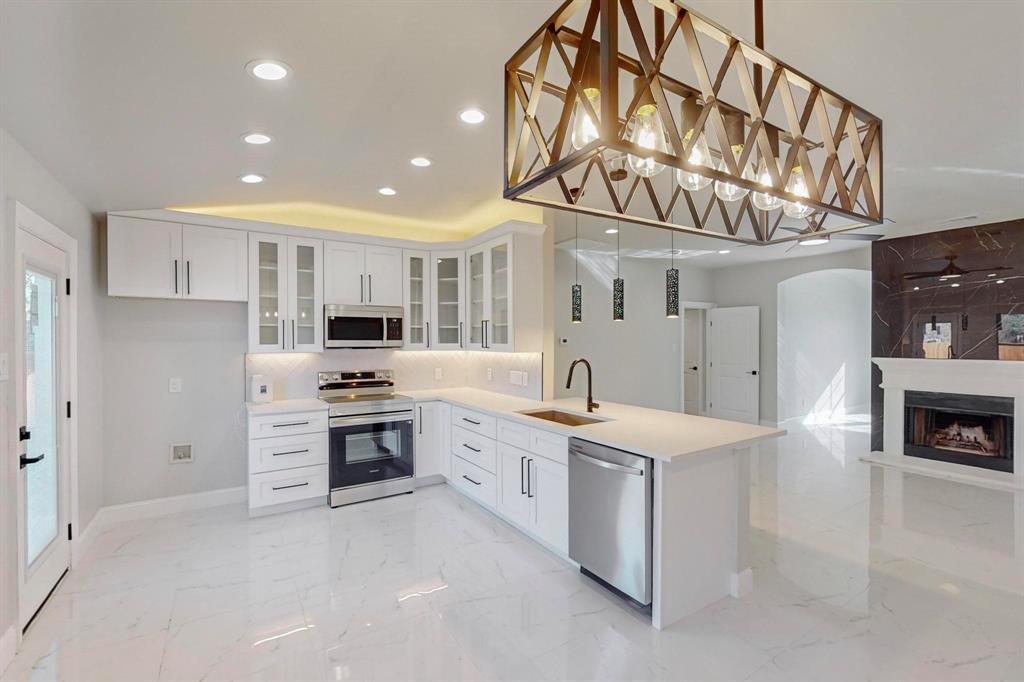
xmin=245 ymin=398 xmax=327 ymax=415
xmin=403 ymin=387 xmax=785 ymax=462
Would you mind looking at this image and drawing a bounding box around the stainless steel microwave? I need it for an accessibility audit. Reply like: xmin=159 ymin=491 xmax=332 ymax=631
xmin=325 ymin=305 xmax=404 ymax=348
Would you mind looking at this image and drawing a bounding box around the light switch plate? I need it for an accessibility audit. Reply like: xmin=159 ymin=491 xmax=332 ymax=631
xmin=486 ymin=368 xmax=493 ymax=381
xmin=0 ymin=352 xmax=8 ymax=381
xmin=433 ymin=368 xmax=443 ymax=381
xmin=170 ymin=443 xmax=193 ymax=463
xmin=169 ymin=377 xmax=183 ymax=393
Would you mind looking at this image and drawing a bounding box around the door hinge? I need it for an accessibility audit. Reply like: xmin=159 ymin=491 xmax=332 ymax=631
xmin=67 ymin=401 xmax=72 ymax=419
xmin=67 ymin=523 xmax=73 ymax=541
xmin=66 ymin=278 xmax=71 ymax=296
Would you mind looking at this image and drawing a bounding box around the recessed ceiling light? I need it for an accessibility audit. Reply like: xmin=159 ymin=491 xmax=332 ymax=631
xmin=410 ymin=157 xmax=432 ymax=167
xmin=239 ymin=173 xmax=264 ymax=184
xmin=459 ymin=108 xmax=487 ymax=125
xmin=605 ymin=228 xmax=618 ymax=234
xmin=950 ymin=283 xmax=961 ymax=288
xmin=717 ymin=249 xmax=731 ymax=254
xmin=247 ymin=59 xmax=290 ymax=81
xmin=913 ymin=286 xmax=920 ymax=291
xmin=378 ymin=187 xmax=397 ymax=196
xmin=996 ymin=279 xmax=1006 ymax=284
xmin=242 ymin=132 xmax=272 ymax=145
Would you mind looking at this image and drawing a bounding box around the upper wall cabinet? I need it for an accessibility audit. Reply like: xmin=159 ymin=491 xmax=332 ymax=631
xmin=403 ymin=250 xmax=432 ymax=350
xmin=432 ymin=250 xmax=466 ymax=350
xmin=465 ymin=234 xmax=542 ymax=353
xmin=324 ymin=241 xmax=402 ymax=307
xmin=107 ymin=215 xmax=247 ymax=301
xmin=248 ymin=233 xmax=323 ymax=353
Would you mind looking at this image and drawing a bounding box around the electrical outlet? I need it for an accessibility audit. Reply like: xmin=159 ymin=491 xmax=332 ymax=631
xmin=486 ymin=367 xmax=493 ymax=381
xmin=0 ymin=352 xmax=8 ymax=382
xmin=434 ymin=367 xmax=443 ymax=381
xmin=169 ymin=377 xmax=183 ymax=393
xmin=520 ymin=372 xmax=528 ymax=387
xmin=170 ymin=443 xmax=193 ymax=464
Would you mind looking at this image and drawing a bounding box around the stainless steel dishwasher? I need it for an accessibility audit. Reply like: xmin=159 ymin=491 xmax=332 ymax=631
xmin=568 ymin=438 xmax=653 ymax=605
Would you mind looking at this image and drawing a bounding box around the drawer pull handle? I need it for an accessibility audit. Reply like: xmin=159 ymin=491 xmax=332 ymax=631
xmin=272 ymin=449 xmax=309 ymax=457
xmin=272 ymin=421 xmax=310 ymax=428
xmin=271 ymin=482 xmax=310 ymax=491
xmin=462 ymin=417 xmax=481 ymax=425
xmin=462 ymin=475 xmax=481 ymax=486
xmin=462 ymin=443 xmax=481 ymax=453
xmin=520 ymin=455 xmax=527 ymax=495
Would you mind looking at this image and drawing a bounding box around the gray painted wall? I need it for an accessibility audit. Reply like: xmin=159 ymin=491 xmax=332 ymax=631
xmin=712 ymin=248 xmax=872 ymax=424
xmin=0 ymin=129 xmax=105 ymax=638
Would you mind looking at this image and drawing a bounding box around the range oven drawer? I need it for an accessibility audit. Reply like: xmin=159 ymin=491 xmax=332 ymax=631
xmin=249 ymin=464 xmax=328 ymax=508
xmin=249 ymin=432 xmax=328 ymax=474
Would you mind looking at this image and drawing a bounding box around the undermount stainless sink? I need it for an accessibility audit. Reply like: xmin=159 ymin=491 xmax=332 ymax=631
xmin=518 ymin=409 xmax=605 ymax=427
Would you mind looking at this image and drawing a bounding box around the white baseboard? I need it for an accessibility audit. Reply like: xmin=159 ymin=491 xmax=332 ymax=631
xmin=730 ymin=568 xmax=753 ymax=598
xmin=0 ymin=625 xmax=15 ymax=675
xmin=72 ymin=486 xmax=247 ymax=562
xmin=759 ymin=419 xmax=778 ymax=427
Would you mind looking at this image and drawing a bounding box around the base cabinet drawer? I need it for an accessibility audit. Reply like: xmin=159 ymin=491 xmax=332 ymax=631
xmin=452 ymin=456 xmax=497 ymax=508
xmin=249 ymin=411 xmax=328 ymax=439
xmin=530 ymin=429 xmax=569 ymax=466
xmin=249 ymin=465 xmax=328 ymax=508
xmin=451 ymin=425 xmax=497 ymax=473
xmin=497 ymin=419 xmax=532 ymax=450
xmin=452 ymin=406 xmax=497 ymax=439
xmin=249 ymin=432 xmax=328 ymax=474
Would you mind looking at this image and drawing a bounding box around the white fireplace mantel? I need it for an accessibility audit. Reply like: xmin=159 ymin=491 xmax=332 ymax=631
xmin=864 ymin=358 xmax=1024 ymax=490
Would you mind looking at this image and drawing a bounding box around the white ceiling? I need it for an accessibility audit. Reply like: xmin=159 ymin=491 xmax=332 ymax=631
xmin=2 ymin=0 xmax=1022 ymax=265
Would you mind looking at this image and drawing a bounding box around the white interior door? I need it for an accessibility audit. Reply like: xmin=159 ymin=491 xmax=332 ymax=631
xmin=683 ymin=308 xmax=704 ymax=415
xmin=16 ymin=228 xmax=71 ymax=629
xmin=708 ymin=306 xmax=760 ymax=424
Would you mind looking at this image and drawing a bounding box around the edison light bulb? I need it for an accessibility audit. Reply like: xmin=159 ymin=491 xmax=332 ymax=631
xmin=627 ymin=104 xmax=668 ymax=178
xmin=713 ymin=145 xmax=754 ymax=202
xmin=571 ymin=88 xmax=601 ymax=150
xmin=782 ymin=165 xmax=816 ymax=219
xmin=751 ymin=157 xmax=783 ymax=211
xmin=675 ymin=129 xmax=712 ymax=191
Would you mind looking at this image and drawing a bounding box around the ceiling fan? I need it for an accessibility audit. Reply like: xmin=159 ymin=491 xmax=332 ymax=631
xmin=901 ymin=254 xmax=1013 ymax=281
xmin=776 ymin=226 xmax=883 ymax=252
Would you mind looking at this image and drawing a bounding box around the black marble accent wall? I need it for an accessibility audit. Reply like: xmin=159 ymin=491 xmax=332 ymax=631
xmin=871 ymin=219 xmax=1024 ymax=450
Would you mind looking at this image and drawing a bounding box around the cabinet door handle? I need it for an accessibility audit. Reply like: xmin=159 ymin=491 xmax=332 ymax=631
xmin=459 ymin=322 xmax=463 ymax=348
xmin=281 ymin=320 xmax=285 ymax=349
xmin=461 ymin=417 xmax=481 ymax=425
xmin=527 ymin=458 xmax=534 ymax=498
xmin=174 ymin=259 xmax=179 ymax=294
xmin=462 ymin=474 xmax=481 ymax=486
xmin=462 ymin=443 xmax=481 ymax=453
xmin=368 ymin=274 xmax=372 ymax=302
xmin=426 ymin=321 xmax=431 ymax=348
xmin=292 ymin=319 xmax=296 ymax=350
xmin=272 ymin=449 xmax=309 ymax=457
xmin=360 ymin=274 xmax=364 ymax=303
xmin=520 ymin=455 xmax=527 ymax=495
xmin=418 ymin=406 xmax=423 ymax=435
xmin=272 ymin=421 xmax=309 ymax=428
xmin=271 ymin=482 xmax=309 ymax=492
xmin=186 ymin=260 xmax=191 ymax=295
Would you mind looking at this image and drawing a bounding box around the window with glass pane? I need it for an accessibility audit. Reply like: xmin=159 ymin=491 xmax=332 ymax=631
xmin=490 ymin=243 xmax=509 ymax=345
xmin=469 ymin=251 xmax=484 ymax=344
xmin=409 ymin=256 xmax=424 ymax=344
xmin=436 ymin=257 xmax=460 ymax=344
xmin=998 ymin=313 xmax=1024 ymax=361
xmin=25 ymin=269 xmax=58 ymax=565
xmin=295 ymin=245 xmax=315 ymax=346
xmin=258 ymin=241 xmax=280 ymax=346
xmin=922 ymin=322 xmax=952 ymax=359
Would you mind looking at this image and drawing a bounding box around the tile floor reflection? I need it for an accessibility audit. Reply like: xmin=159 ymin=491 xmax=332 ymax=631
xmin=4 ymin=421 xmax=1024 ymax=681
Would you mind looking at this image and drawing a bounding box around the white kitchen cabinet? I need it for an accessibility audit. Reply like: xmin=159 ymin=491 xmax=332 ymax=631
xmin=438 ymin=402 xmax=452 ymax=480
xmin=465 ymin=235 xmax=513 ymax=351
xmin=107 ymin=215 xmax=246 ymax=301
xmin=530 ymin=455 xmax=569 ymax=553
xmin=431 ymin=250 xmax=465 ymax=350
xmin=247 ymin=404 xmax=329 ymax=516
xmin=402 ymin=250 xmax=432 ymax=349
xmin=324 ymin=241 xmax=402 ymax=306
xmin=497 ymin=442 xmax=531 ymax=527
xmin=365 ymin=245 xmax=403 ymax=306
xmin=415 ymin=401 xmax=441 ymax=479
xmin=248 ymin=233 xmax=323 ymax=353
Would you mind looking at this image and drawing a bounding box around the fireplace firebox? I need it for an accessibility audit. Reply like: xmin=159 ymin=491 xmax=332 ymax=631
xmin=903 ymin=391 xmax=1014 ymax=473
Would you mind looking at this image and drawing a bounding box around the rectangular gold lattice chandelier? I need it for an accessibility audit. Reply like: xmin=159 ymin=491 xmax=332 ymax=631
xmin=504 ymin=0 xmax=883 ymax=246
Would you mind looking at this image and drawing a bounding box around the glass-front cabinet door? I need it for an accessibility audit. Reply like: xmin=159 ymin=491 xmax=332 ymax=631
xmin=431 ymin=250 xmax=465 ymax=350
xmin=486 ymin=236 xmax=513 ymax=351
xmin=287 ymin=237 xmax=324 ymax=352
xmin=248 ymin=233 xmax=288 ymax=352
xmin=467 ymin=249 xmax=485 ymax=349
xmin=403 ymin=250 xmax=432 ymax=349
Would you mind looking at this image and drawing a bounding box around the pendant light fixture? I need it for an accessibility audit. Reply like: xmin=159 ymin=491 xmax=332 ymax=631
xmin=675 ymin=96 xmax=713 ymax=192
xmin=666 ymin=231 xmax=679 ymax=319
xmin=570 ymin=44 xmax=601 ymax=151
xmin=626 ymin=77 xmax=668 ymax=178
xmin=751 ymin=127 xmax=783 ymax=212
xmin=713 ymin=111 xmax=755 ymax=203
xmin=571 ymin=213 xmax=582 ymax=323
xmin=612 ymin=169 xmax=625 ymax=321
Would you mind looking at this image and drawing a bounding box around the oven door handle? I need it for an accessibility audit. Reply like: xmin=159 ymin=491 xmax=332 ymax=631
xmin=329 ymin=413 xmax=413 ymax=428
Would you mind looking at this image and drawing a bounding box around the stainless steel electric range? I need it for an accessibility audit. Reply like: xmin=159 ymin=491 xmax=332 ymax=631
xmin=319 ymin=370 xmax=415 ymax=507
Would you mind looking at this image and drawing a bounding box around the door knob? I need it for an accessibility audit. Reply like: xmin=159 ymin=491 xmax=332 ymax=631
xmin=20 ymin=453 xmax=45 ymax=469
